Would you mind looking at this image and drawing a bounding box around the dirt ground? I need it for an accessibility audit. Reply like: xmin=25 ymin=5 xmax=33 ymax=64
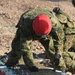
xmin=0 ymin=0 xmax=75 ymax=74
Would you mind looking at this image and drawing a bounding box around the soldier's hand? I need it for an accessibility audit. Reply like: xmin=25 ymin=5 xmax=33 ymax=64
xmin=5 ymin=60 xmax=18 ymax=67
xmin=53 ymin=54 xmax=61 ymax=66
xmin=28 ymin=66 xmax=39 ymax=72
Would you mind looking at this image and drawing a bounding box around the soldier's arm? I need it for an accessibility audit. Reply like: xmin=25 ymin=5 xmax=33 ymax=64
xmin=49 ymin=27 xmax=64 ymax=68
xmin=50 ymin=11 xmax=65 ymax=56
xmin=52 ymin=27 xmax=64 ymax=55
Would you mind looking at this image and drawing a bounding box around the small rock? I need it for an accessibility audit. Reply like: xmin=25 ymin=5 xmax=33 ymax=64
xmin=66 ymin=72 xmax=72 ymax=75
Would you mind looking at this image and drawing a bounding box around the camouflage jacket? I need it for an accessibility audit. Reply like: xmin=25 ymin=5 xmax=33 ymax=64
xmin=16 ymin=8 xmax=75 ymax=56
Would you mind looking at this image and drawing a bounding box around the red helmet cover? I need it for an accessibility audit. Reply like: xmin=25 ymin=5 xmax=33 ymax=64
xmin=32 ymin=14 xmax=52 ymax=36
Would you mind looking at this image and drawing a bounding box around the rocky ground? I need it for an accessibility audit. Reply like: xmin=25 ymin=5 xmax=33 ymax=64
xmin=0 ymin=0 xmax=75 ymax=74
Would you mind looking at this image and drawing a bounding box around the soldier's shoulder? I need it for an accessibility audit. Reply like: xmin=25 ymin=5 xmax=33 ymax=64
xmin=22 ymin=8 xmax=52 ymax=19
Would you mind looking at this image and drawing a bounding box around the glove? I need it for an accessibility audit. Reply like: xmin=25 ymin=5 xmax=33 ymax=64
xmin=28 ymin=66 xmax=39 ymax=72
xmin=5 ymin=60 xmax=18 ymax=67
xmin=53 ymin=7 xmax=60 ymax=14
xmin=53 ymin=54 xmax=61 ymax=66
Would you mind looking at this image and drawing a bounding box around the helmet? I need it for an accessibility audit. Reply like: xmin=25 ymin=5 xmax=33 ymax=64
xmin=32 ymin=14 xmax=52 ymax=36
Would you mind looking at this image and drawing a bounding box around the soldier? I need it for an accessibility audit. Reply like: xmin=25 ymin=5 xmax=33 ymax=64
xmin=5 ymin=7 xmax=75 ymax=72
xmin=53 ymin=7 xmax=75 ymax=72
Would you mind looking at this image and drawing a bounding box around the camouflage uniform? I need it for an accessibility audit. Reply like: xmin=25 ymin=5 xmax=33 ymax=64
xmin=6 ymin=8 xmax=75 ymax=71
xmin=53 ymin=7 xmax=75 ymax=71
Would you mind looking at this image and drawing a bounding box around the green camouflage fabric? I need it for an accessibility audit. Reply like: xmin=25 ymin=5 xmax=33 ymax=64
xmin=6 ymin=8 xmax=75 ymax=71
xmin=54 ymin=9 xmax=75 ymax=71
